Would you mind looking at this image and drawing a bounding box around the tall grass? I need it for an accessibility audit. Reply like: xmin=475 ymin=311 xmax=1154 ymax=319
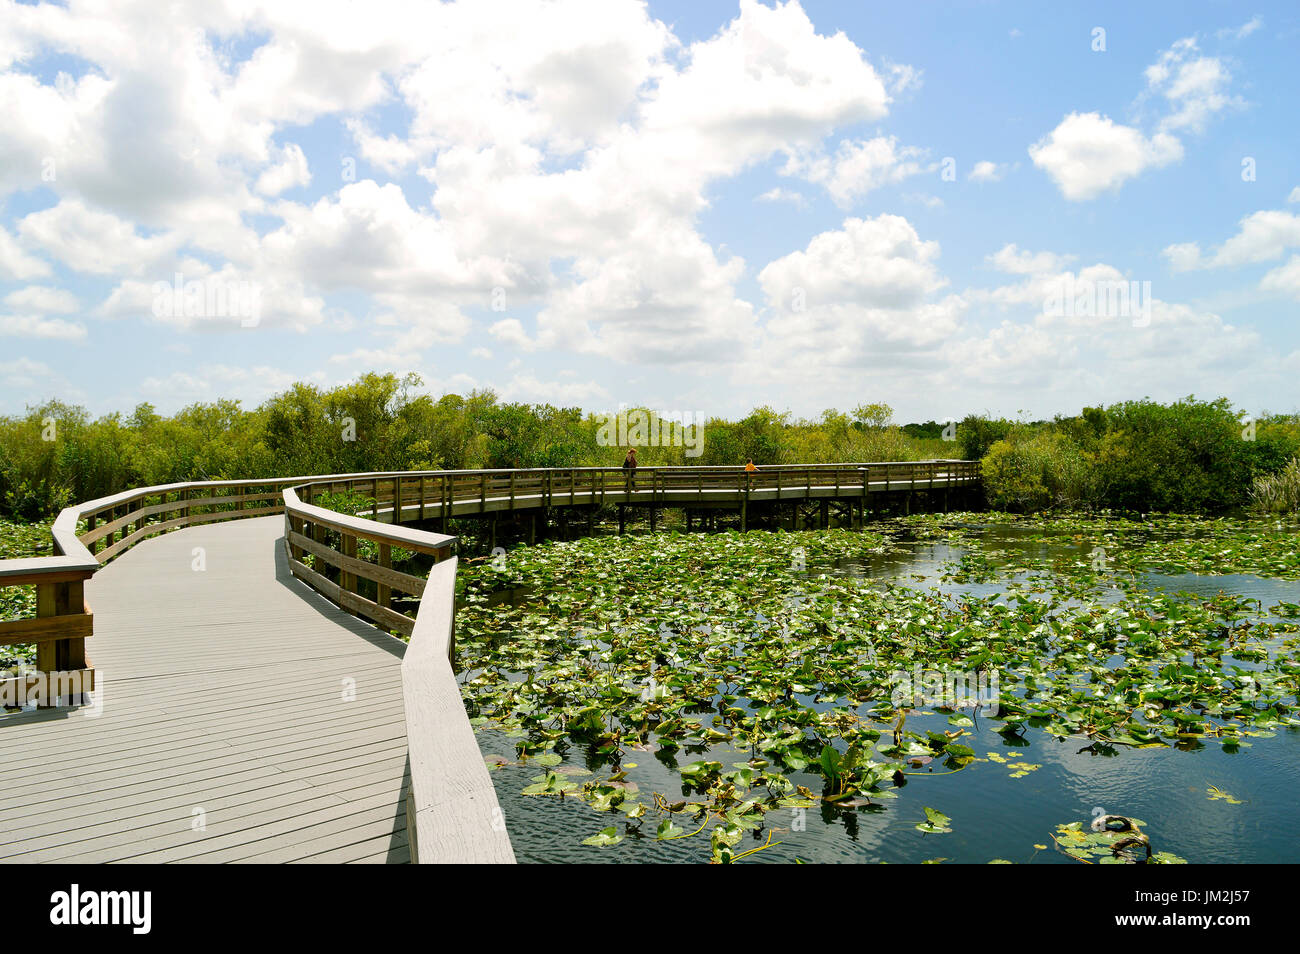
xmin=1252 ymin=457 xmax=1300 ymax=513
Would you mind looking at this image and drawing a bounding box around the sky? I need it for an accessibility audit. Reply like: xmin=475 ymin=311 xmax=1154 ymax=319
xmin=1 ymin=0 xmax=1298 ymax=424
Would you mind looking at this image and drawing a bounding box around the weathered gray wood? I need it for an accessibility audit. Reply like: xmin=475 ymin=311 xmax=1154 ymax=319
xmin=0 ymin=517 xmax=413 ymax=864
xmin=282 ymin=487 xmax=456 ymax=555
xmin=0 ymin=462 xmax=980 ymax=866
xmin=402 ymin=558 xmax=516 ymax=864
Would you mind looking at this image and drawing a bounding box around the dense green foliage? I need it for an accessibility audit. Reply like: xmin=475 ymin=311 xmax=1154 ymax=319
xmin=0 ymin=375 xmax=944 ymax=519
xmin=1 ymin=376 xmax=1294 ymax=519
xmin=970 ymin=397 xmax=1300 ymax=513
xmin=0 ymin=517 xmax=48 ymax=668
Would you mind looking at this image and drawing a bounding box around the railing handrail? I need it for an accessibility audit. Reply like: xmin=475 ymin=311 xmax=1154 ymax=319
xmin=282 ymin=485 xmax=456 ymax=554
xmin=401 ymin=556 xmax=515 ymax=863
xmin=0 ymin=460 xmax=980 ymax=584
xmin=0 ymin=460 xmax=979 ymax=860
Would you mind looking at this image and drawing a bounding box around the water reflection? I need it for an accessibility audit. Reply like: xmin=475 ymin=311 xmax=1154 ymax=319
xmin=481 ymin=522 xmax=1300 ymax=863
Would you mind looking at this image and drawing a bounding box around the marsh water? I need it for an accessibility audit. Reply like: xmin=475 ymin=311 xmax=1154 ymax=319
xmin=476 ymin=524 xmax=1300 ymax=864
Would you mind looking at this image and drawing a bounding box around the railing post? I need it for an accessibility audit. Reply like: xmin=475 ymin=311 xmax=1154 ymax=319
xmin=340 ymin=533 xmax=357 ymax=608
xmin=377 ymin=542 xmax=392 ymax=609
xmin=440 ymin=475 xmax=450 ymax=533
xmin=35 ymin=579 xmax=88 ymax=707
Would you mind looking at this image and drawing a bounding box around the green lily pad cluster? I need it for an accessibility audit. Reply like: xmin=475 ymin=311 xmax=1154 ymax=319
xmin=0 ymin=518 xmax=50 ymax=672
xmin=454 ymin=519 xmax=1300 ymax=862
xmin=1052 ymin=815 xmax=1186 ymax=864
xmin=900 ymin=511 xmax=1300 ymax=581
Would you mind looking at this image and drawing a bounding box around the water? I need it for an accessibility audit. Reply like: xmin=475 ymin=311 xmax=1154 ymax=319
xmin=474 ymin=524 xmax=1300 ymax=863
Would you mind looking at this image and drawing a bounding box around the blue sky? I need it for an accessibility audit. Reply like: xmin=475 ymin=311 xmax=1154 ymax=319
xmin=1 ymin=0 xmax=1297 ymax=423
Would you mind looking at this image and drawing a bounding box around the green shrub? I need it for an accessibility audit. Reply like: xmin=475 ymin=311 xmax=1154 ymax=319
xmin=957 ymin=415 xmax=1013 ymax=461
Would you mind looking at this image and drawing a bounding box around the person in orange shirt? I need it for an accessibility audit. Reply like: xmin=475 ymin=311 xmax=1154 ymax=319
xmin=744 ymin=458 xmax=757 ymax=472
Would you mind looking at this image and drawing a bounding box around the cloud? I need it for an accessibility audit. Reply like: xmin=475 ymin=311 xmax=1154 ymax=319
xmin=1030 ymin=36 xmax=1241 ymax=200
xmin=987 ymin=244 xmax=1075 ymax=275
xmin=1178 ymin=209 xmax=1300 ymax=268
xmin=1261 ymin=256 xmax=1300 ymax=300
xmin=1217 ymin=17 xmax=1262 ymax=41
xmin=0 ymin=314 xmax=86 ymax=340
xmin=758 ymin=214 xmax=960 ymax=366
xmin=18 ymin=199 xmax=180 ymax=276
xmin=904 ymin=192 xmax=943 ymax=209
xmin=881 ymin=58 xmax=922 ymax=96
xmin=0 ymin=225 xmax=51 ymax=279
xmin=255 ymin=142 xmax=311 ymax=196
xmin=1162 ymin=242 xmax=1203 ymax=271
xmin=756 ymin=187 xmax=807 ymax=206
xmin=1028 ymin=112 xmax=1182 ymax=201
xmin=137 ymin=364 xmax=325 ymax=411
xmin=783 ymin=135 xmax=927 ymax=206
xmin=0 ymin=0 xmax=915 ymax=397
xmin=3 ymin=285 xmax=79 ymax=313
xmin=0 ymin=356 xmax=66 ymax=393
xmin=535 ymin=219 xmax=757 ymax=363
xmin=487 ymin=317 xmax=537 ymax=352
xmin=1143 ymin=37 xmax=1243 ymax=134
xmin=498 ymin=372 xmax=609 ymax=405
xmin=967 ymin=160 xmax=1005 ymax=183
xmin=1165 ymin=203 xmax=1300 ymax=301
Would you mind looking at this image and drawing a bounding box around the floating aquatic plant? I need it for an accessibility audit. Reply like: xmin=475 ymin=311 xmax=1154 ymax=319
xmin=456 ymin=519 xmax=1300 ymax=862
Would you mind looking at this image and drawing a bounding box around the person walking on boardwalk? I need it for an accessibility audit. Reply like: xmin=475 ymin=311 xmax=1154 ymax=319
xmin=622 ymin=447 xmax=638 ymax=488
xmin=745 ymin=458 xmax=757 ymax=473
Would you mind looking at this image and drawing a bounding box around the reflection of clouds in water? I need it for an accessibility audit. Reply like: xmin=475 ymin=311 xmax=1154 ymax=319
xmin=1025 ymin=730 xmax=1283 ymax=864
xmin=483 ymin=525 xmax=1300 ymax=862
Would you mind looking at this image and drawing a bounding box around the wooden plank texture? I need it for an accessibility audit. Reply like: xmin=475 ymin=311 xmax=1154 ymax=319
xmin=0 ymin=517 xmax=416 ymax=864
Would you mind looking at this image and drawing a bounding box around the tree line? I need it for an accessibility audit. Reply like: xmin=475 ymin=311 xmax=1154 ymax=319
xmin=0 ymin=372 xmax=1295 ymax=519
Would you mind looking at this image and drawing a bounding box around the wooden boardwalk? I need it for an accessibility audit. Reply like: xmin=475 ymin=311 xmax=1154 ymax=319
xmin=0 ymin=461 xmax=979 ymax=865
xmin=0 ymin=516 xmax=411 ymax=864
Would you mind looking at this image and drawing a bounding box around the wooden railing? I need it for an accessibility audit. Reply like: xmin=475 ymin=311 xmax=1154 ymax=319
xmin=0 ymin=460 xmax=975 ymax=701
xmin=280 ymin=476 xmax=513 ymax=863
xmin=401 ymin=556 xmax=515 ymax=863
xmin=0 ymin=475 xmax=316 ymax=706
xmin=281 ymin=477 xmax=454 ymax=638
xmin=0 ymin=460 xmax=978 ymax=858
xmin=296 ymin=459 xmax=979 ymax=525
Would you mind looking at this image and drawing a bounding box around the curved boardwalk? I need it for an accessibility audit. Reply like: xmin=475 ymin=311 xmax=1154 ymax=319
xmin=0 ymin=517 xmax=411 ymax=864
xmin=0 ymin=461 xmax=978 ymax=865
